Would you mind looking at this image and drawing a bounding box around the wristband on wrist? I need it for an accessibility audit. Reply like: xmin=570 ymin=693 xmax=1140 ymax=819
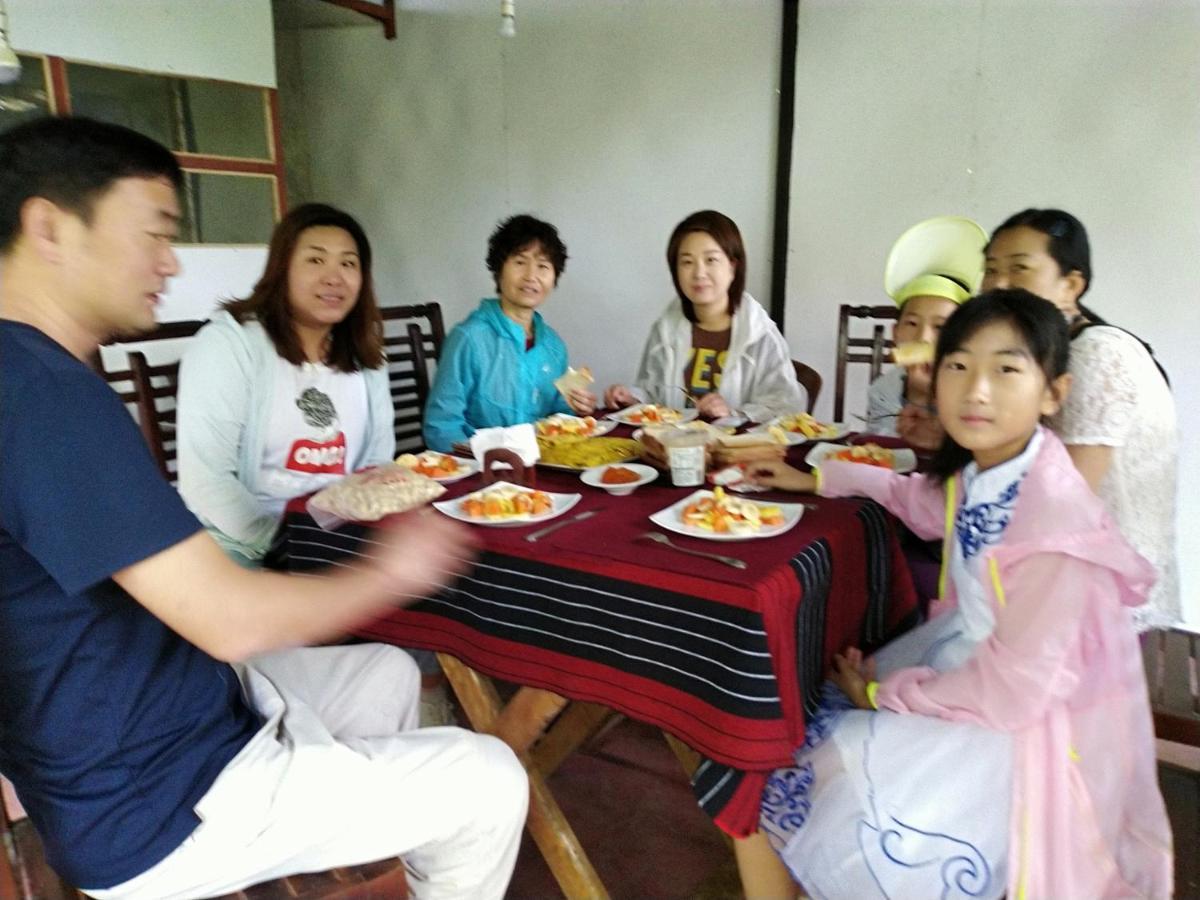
xmin=865 ymin=680 xmax=880 ymax=710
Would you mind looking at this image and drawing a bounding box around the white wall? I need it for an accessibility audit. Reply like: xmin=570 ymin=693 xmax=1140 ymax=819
xmin=289 ymin=0 xmax=781 ymax=391
xmin=783 ymin=0 xmax=1200 ymax=622
xmin=7 ymin=0 xmax=275 ymax=87
xmin=6 ymin=0 xmax=275 ymax=322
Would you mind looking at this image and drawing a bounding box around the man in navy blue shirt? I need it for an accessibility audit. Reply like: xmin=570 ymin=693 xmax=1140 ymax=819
xmin=0 ymin=117 xmax=527 ymax=899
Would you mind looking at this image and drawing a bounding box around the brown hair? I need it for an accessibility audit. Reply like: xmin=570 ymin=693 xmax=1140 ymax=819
xmin=665 ymin=210 xmax=746 ymax=323
xmin=222 ymin=203 xmax=383 ymax=371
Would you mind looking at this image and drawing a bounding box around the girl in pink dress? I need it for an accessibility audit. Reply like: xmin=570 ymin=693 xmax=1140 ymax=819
xmin=739 ymin=289 xmax=1172 ymax=899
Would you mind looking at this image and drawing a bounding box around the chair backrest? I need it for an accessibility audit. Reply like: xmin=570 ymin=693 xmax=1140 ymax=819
xmin=791 ymin=361 xmax=822 ymax=415
xmin=834 ymin=304 xmax=898 ymax=422
xmin=1 ymin=782 xmax=79 ymax=900
xmin=380 ymin=303 xmax=444 ymax=452
xmin=93 ymin=320 xmax=206 ymax=483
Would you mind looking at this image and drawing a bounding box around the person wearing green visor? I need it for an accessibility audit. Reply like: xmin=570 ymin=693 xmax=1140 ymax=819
xmin=866 ymin=216 xmax=987 ymax=449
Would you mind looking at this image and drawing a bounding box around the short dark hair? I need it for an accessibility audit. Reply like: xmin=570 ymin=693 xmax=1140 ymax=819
xmin=927 ymin=288 xmax=1070 ymax=481
xmin=988 ymin=208 xmax=1092 ymax=301
xmin=222 ymin=203 xmax=384 ymax=372
xmin=666 ymin=210 xmax=746 ymax=323
xmin=0 ymin=116 xmax=183 ymax=253
xmin=485 ymin=214 xmax=568 ymax=291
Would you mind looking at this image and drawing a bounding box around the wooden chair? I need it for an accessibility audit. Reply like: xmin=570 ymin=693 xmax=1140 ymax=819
xmin=1 ymin=793 xmax=408 ymax=899
xmin=833 ymin=304 xmax=898 ymax=422
xmin=92 ymin=320 xmax=206 ymax=482
xmin=1151 ymin=624 xmax=1200 ymax=747
xmin=380 ymin=303 xmax=444 ymax=453
xmin=791 ymin=360 xmax=822 ymax=414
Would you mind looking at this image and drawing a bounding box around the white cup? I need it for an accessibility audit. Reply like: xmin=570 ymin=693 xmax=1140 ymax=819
xmin=665 ymin=432 xmax=707 ymax=487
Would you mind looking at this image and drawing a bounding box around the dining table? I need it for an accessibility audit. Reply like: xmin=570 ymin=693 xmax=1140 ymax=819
xmin=271 ymin=426 xmax=921 ymax=897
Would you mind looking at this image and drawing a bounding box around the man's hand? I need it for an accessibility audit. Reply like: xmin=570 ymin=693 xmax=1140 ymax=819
xmin=695 ymin=391 xmax=731 ymax=419
xmin=744 ymin=459 xmax=816 ymax=492
xmin=830 ymin=646 xmax=877 ymax=710
xmin=566 ymin=387 xmax=597 ymax=416
xmin=114 ymin=509 xmax=480 ymax=663
xmin=897 ymin=403 xmax=944 ymax=451
xmin=368 ymin=508 xmax=479 ymax=601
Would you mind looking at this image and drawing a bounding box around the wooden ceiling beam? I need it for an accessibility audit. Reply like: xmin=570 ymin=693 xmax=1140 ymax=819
xmin=318 ymin=0 xmax=396 ymax=40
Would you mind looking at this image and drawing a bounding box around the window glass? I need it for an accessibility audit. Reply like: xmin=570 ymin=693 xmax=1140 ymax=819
xmin=67 ymin=63 xmax=270 ymax=160
xmin=0 ymin=55 xmax=52 ymax=134
xmin=178 ymin=172 xmax=277 ymax=245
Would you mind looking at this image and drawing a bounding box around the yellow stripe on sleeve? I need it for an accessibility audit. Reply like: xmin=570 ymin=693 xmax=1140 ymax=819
xmin=988 ymin=556 xmax=1007 ymax=608
xmin=936 ymin=478 xmax=955 ymax=600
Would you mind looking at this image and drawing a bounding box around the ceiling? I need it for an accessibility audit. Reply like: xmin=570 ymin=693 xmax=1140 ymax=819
xmin=271 ymin=0 xmax=501 ymax=31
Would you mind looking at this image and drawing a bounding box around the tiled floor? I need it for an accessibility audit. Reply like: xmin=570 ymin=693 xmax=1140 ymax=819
xmin=505 ymin=717 xmax=1200 ymax=900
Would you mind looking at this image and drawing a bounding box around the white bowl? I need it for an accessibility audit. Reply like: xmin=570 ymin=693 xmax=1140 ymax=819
xmin=580 ymin=463 xmax=658 ymax=496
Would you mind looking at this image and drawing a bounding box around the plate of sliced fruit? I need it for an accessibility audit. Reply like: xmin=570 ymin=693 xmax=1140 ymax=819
xmin=648 ymin=486 xmax=804 ymax=541
xmin=394 ymin=451 xmax=479 ymax=483
xmin=605 ymin=403 xmax=698 ymax=426
xmin=804 ymin=442 xmax=917 ymax=473
xmin=750 ymin=413 xmax=849 ymax=445
xmin=434 ymin=481 xmax=581 ymax=527
xmin=535 ymin=414 xmax=617 ymax=438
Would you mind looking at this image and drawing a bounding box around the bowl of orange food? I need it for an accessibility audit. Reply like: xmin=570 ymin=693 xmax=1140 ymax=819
xmin=580 ymin=462 xmax=658 ymax=496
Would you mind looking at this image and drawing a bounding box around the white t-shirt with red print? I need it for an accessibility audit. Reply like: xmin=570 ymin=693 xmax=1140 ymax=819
xmin=254 ymin=357 xmax=368 ymax=518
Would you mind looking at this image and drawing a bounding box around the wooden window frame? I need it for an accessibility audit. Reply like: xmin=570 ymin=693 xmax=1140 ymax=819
xmin=43 ymin=55 xmax=288 ymax=233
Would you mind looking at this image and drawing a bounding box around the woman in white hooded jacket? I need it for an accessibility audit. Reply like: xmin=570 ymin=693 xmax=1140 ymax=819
xmin=606 ymin=210 xmax=805 ymax=422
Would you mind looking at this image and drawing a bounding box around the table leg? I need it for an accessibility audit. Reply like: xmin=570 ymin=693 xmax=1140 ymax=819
xmin=533 ymin=702 xmax=620 ymax=777
xmin=661 ymin=731 xmax=702 ymax=779
xmin=492 ymin=686 xmax=570 ymax=755
xmin=435 ymin=654 xmax=610 ymax=899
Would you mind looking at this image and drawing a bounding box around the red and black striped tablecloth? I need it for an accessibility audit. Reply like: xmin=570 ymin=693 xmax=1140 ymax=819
xmin=276 ymin=466 xmax=918 ymax=836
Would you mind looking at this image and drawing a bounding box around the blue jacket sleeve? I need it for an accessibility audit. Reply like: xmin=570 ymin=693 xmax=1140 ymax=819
xmin=423 ymin=326 xmax=475 ymax=451
xmin=542 ymin=329 xmax=574 ymax=416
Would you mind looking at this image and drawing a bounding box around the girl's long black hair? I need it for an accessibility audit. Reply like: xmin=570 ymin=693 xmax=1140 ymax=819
xmin=926 ymin=289 xmax=1070 ymax=482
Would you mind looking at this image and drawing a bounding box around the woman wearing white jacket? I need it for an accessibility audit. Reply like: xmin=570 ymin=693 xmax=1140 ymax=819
xmin=177 ymin=204 xmax=394 ymax=566
xmin=606 ymin=210 xmax=805 ymax=422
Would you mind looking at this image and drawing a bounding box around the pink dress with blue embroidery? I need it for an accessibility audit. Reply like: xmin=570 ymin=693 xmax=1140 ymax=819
xmin=760 ymin=428 xmax=1172 ymax=899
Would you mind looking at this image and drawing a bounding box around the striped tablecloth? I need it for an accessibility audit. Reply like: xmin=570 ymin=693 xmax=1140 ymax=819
xmin=276 ymin=464 xmax=918 ymax=836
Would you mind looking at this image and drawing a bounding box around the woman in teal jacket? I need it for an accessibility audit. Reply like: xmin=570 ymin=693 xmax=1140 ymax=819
xmin=423 ymin=215 xmax=595 ymax=451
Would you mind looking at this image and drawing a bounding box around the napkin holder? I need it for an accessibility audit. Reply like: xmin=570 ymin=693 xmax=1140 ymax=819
xmin=481 ymin=448 xmax=536 ymax=487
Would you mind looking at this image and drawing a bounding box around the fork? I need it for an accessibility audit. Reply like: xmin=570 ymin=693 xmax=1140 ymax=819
xmin=636 ymin=531 xmax=748 ymax=569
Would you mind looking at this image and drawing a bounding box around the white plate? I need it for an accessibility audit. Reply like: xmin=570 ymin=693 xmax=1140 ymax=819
xmin=605 ymin=404 xmax=699 ymax=426
xmin=395 ymin=454 xmax=479 ymax=484
xmin=580 ymin=462 xmax=659 ymax=495
xmin=535 ymin=414 xmax=618 ymax=438
xmin=750 ymin=418 xmax=850 ymax=446
xmin=433 ymin=481 xmax=581 ymax=527
xmin=648 ymin=490 xmax=805 ymax=542
xmin=804 ymin=441 xmax=917 ymax=474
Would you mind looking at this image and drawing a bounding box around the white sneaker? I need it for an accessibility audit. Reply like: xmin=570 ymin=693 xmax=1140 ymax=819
xmin=419 ymin=684 xmax=457 ymax=727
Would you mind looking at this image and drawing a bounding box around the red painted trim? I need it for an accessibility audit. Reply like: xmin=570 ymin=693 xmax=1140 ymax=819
xmin=267 ymin=90 xmax=288 ymax=213
xmin=175 ymin=154 xmax=276 ymax=175
xmin=47 ymin=56 xmax=70 ymax=114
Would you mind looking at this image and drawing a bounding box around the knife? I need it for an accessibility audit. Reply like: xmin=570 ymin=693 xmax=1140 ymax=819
xmin=525 ymin=509 xmax=600 ymax=543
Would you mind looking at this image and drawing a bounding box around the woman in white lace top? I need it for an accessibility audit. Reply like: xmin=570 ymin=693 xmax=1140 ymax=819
xmin=982 ymin=209 xmax=1180 ymax=631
